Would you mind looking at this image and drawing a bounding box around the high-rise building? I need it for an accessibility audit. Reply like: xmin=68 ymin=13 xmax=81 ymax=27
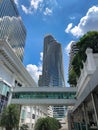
xmin=0 ymin=0 xmax=26 ymax=61
xmin=0 ymin=0 xmax=26 ymax=112
xmin=38 ymin=35 xmax=66 ymax=119
xmin=0 ymin=1 xmax=47 ymax=129
xmin=68 ymin=41 xmax=79 ymax=73
xmin=39 ymin=35 xmax=65 ymax=87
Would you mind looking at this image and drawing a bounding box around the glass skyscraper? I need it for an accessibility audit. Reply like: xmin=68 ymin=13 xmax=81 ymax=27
xmin=0 ymin=0 xmax=26 ymax=61
xmin=38 ymin=35 xmax=66 ymax=118
xmin=39 ymin=35 xmax=65 ymax=87
xmin=0 ymin=0 xmax=26 ymax=112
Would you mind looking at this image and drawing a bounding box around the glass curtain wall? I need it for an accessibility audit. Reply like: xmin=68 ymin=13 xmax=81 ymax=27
xmin=0 ymin=81 xmax=10 ymax=113
xmin=0 ymin=0 xmax=26 ymax=61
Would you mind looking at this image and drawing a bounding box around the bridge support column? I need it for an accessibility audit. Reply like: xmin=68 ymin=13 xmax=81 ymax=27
xmin=18 ymin=105 xmax=22 ymax=130
xmin=83 ymin=102 xmax=88 ymax=130
xmin=33 ymin=106 xmax=37 ymax=128
xmin=91 ymin=92 xmax=98 ymax=126
xmin=7 ymin=87 xmax=13 ymax=106
xmin=29 ymin=106 xmax=33 ymax=130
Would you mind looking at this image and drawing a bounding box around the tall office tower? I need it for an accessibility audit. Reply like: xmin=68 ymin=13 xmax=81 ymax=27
xmin=68 ymin=42 xmax=79 ymax=73
xmin=38 ymin=35 xmax=65 ymax=119
xmin=39 ymin=35 xmax=65 ymax=87
xmin=0 ymin=0 xmax=26 ymax=61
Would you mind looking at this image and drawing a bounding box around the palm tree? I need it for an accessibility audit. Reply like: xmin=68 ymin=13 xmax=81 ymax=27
xmin=0 ymin=104 xmax=20 ymax=130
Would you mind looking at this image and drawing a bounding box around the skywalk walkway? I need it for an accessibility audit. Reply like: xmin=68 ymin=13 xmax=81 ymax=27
xmin=11 ymin=87 xmax=76 ymax=106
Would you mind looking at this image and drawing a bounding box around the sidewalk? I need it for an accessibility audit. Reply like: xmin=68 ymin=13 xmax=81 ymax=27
xmin=59 ymin=124 xmax=68 ymax=130
xmin=59 ymin=128 xmax=68 ymax=130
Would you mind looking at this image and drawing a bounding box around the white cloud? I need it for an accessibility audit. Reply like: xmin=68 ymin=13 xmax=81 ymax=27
xmin=21 ymin=0 xmax=43 ymax=14
xmin=21 ymin=5 xmax=32 ymax=14
xmin=26 ymin=52 xmax=43 ymax=83
xmin=40 ymin=52 xmax=43 ymax=61
xmin=44 ymin=7 xmax=52 ymax=15
xmin=69 ymin=16 xmax=75 ymax=20
xmin=14 ymin=0 xmax=18 ymax=6
xmin=21 ymin=0 xmax=57 ymax=15
xmin=71 ymin=26 xmax=82 ymax=37
xmin=65 ymin=41 xmax=75 ymax=55
xmin=46 ymin=0 xmax=58 ymax=8
xmin=26 ymin=64 xmax=42 ymax=83
xmin=65 ymin=23 xmax=73 ymax=33
xmin=30 ymin=0 xmax=43 ymax=10
xmin=66 ymin=6 xmax=98 ymax=37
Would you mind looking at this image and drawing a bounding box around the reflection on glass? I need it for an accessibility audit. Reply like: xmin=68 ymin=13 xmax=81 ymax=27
xmin=12 ymin=92 xmax=76 ymax=99
xmin=0 ymin=0 xmax=26 ymax=61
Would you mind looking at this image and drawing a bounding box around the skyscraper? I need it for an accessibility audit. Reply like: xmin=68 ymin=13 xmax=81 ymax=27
xmin=0 ymin=0 xmax=26 ymax=113
xmin=39 ymin=35 xmax=65 ymax=87
xmin=39 ymin=35 xmax=66 ymax=119
xmin=68 ymin=42 xmax=79 ymax=73
xmin=0 ymin=0 xmax=26 ymax=61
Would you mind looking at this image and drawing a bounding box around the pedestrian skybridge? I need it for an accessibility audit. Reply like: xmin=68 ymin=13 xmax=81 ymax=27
xmin=11 ymin=87 xmax=77 ymax=106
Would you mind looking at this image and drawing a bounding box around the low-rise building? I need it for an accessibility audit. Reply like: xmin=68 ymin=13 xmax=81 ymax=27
xmin=69 ymin=48 xmax=98 ymax=130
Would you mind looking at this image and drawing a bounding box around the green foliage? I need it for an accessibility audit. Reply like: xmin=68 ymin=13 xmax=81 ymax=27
xmin=68 ymin=68 xmax=77 ymax=87
xmin=20 ymin=124 xmax=29 ymax=130
xmin=68 ymin=31 xmax=98 ymax=86
xmin=72 ymin=53 xmax=83 ymax=77
xmin=34 ymin=117 xmax=49 ymax=130
xmin=34 ymin=117 xmax=61 ymax=130
xmin=77 ymin=31 xmax=98 ymax=53
xmin=0 ymin=104 xmax=20 ymax=130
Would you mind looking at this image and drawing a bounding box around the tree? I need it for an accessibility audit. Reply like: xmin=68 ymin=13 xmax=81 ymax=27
xmin=68 ymin=68 xmax=77 ymax=87
xmin=34 ymin=117 xmax=61 ymax=130
xmin=68 ymin=31 xmax=98 ymax=86
xmin=34 ymin=117 xmax=49 ymax=130
xmin=20 ymin=124 xmax=29 ymax=130
xmin=77 ymin=31 xmax=98 ymax=54
xmin=47 ymin=117 xmax=61 ymax=130
xmin=0 ymin=104 xmax=20 ymax=130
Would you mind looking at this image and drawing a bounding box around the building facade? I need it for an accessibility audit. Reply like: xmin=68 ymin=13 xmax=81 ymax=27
xmin=0 ymin=40 xmax=47 ymax=130
xmin=39 ymin=35 xmax=65 ymax=87
xmin=68 ymin=48 xmax=98 ymax=130
xmin=0 ymin=0 xmax=26 ymax=61
xmin=68 ymin=41 xmax=78 ymax=73
xmin=0 ymin=1 xmax=46 ymax=129
xmin=0 ymin=0 xmax=26 ymax=113
xmin=39 ymin=35 xmax=66 ymax=119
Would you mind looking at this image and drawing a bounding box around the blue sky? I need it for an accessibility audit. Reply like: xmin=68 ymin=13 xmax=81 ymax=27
xmin=15 ymin=0 xmax=98 ymax=86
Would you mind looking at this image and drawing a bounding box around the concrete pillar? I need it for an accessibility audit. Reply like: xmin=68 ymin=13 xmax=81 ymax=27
xmin=67 ymin=110 xmax=73 ymax=130
xmin=18 ymin=105 xmax=22 ymax=130
xmin=32 ymin=106 xmax=38 ymax=129
xmin=86 ymin=48 xmax=96 ymax=71
xmin=29 ymin=106 xmax=33 ymax=130
xmin=7 ymin=87 xmax=13 ymax=106
xmin=93 ymin=93 xmax=98 ymax=119
xmin=91 ymin=93 xmax=98 ymax=126
xmin=83 ymin=103 xmax=88 ymax=130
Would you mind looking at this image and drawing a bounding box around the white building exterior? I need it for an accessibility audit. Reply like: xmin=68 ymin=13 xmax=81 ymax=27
xmin=0 ymin=39 xmax=48 ymax=129
xmin=20 ymin=106 xmax=48 ymax=129
xmin=76 ymin=48 xmax=98 ymax=98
